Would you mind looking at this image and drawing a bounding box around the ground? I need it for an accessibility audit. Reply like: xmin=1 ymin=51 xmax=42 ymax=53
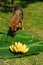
xmin=0 ymin=1 xmax=43 ymax=65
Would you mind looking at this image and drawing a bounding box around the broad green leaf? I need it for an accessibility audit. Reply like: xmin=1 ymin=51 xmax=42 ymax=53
xmin=0 ymin=30 xmax=43 ymax=58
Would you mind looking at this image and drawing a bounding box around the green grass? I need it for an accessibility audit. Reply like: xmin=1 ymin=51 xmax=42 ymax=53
xmin=0 ymin=1 xmax=43 ymax=65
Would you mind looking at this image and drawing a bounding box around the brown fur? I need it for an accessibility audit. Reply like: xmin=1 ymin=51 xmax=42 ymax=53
xmin=7 ymin=9 xmax=24 ymax=37
xmin=9 ymin=10 xmax=23 ymax=31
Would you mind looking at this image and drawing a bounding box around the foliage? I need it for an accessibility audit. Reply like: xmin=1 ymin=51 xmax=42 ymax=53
xmin=0 ymin=1 xmax=43 ymax=65
xmin=0 ymin=30 xmax=43 ymax=58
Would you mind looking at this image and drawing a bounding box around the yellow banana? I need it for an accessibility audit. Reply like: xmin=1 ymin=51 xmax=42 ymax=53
xmin=17 ymin=42 xmax=22 ymax=52
xmin=9 ymin=42 xmax=29 ymax=53
xmin=13 ymin=45 xmax=18 ymax=52
xmin=23 ymin=48 xmax=29 ymax=53
xmin=9 ymin=46 xmax=14 ymax=52
xmin=23 ymin=44 xmax=26 ymax=49
xmin=14 ymin=42 xmax=18 ymax=48
xmin=20 ymin=45 xmax=25 ymax=52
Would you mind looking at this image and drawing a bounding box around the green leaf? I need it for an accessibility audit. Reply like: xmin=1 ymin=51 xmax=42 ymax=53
xmin=0 ymin=30 xmax=43 ymax=58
